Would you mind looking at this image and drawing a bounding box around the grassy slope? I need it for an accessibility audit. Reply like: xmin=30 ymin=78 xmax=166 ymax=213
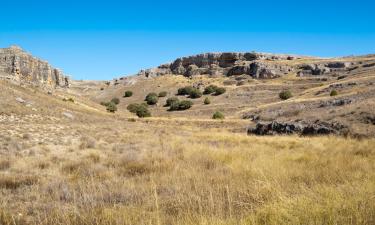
xmin=1 ymin=56 xmax=375 ymax=224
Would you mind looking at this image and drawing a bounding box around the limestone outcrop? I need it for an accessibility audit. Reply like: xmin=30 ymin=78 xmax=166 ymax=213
xmin=0 ymin=46 xmax=69 ymax=87
xmin=136 ymin=52 xmax=297 ymax=78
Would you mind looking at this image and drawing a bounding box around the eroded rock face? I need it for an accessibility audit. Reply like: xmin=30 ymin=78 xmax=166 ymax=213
xmin=298 ymin=61 xmax=353 ymax=76
xmin=248 ymin=121 xmax=347 ymax=136
xmin=137 ymin=52 xmax=296 ymax=78
xmin=0 ymin=46 xmax=69 ymax=87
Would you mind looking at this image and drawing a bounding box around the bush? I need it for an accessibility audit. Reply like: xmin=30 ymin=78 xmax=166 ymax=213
xmin=63 ymin=97 xmax=75 ymax=103
xmin=158 ymin=91 xmax=167 ymax=97
xmin=135 ymin=105 xmax=151 ymax=118
xmin=124 ymin=91 xmax=133 ymax=97
xmin=204 ymin=85 xmax=217 ymax=95
xmin=279 ymin=90 xmax=293 ymax=100
xmin=169 ymin=100 xmax=193 ymax=111
xmin=177 ymin=86 xmax=194 ymax=95
xmin=127 ymin=103 xmax=148 ymax=113
xmin=189 ymin=88 xmax=202 ymax=99
xmin=330 ymin=90 xmax=338 ymax=96
xmin=106 ymin=102 xmax=117 ymax=113
xmin=145 ymin=93 xmax=158 ymax=105
xmin=100 ymin=101 xmax=109 ymax=106
xmin=214 ymin=87 xmax=226 ymax=96
xmin=212 ymin=111 xmax=225 ymax=119
xmin=204 ymin=97 xmax=211 ymax=105
xmin=165 ymin=97 xmax=179 ymax=107
xmin=111 ymin=97 xmax=120 ymax=105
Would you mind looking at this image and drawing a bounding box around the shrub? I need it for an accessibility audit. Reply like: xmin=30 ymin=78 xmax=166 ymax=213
xmin=204 ymin=85 xmax=217 ymax=95
xmin=100 ymin=101 xmax=109 ymax=106
xmin=158 ymin=91 xmax=167 ymax=97
xmin=330 ymin=90 xmax=338 ymax=96
xmin=106 ymin=102 xmax=117 ymax=112
xmin=189 ymin=88 xmax=202 ymax=99
xmin=177 ymin=86 xmax=194 ymax=95
xmin=111 ymin=97 xmax=120 ymax=105
xmin=63 ymin=97 xmax=75 ymax=103
xmin=214 ymin=87 xmax=226 ymax=96
xmin=169 ymin=100 xmax=193 ymax=111
xmin=135 ymin=105 xmax=151 ymax=118
xmin=124 ymin=91 xmax=133 ymax=97
xmin=165 ymin=97 xmax=179 ymax=107
xmin=145 ymin=93 xmax=158 ymax=105
xmin=127 ymin=103 xmax=148 ymax=113
xmin=212 ymin=111 xmax=225 ymax=119
xmin=204 ymin=97 xmax=211 ymax=105
xmin=279 ymin=90 xmax=293 ymax=100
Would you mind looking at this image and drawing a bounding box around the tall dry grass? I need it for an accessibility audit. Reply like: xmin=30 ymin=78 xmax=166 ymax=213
xmin=0 ymin=122 xmax=374 ymax=225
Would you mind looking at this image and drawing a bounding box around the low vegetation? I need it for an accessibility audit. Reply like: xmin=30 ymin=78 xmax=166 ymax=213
xmin=124 ymin=90 xmax=133 ymax=97
xmin=145 ymin=93 xmax=159 ymax=105
xmin=169 ymin=100 xmax=193 ymax=111
xmin=330 ymin=89 xmax=338 ymax=96
xmin=158 ymin=91 xmax=167 ymax=97
xmin=212 ymin=111 xmax=225 ymax=119
xmin=106 ymin=101 xmax=117 ymax=112
xmin=165 ymin=97 xmax=179 ymax=107
xmin=279 ymin=90 xmax=293 ymax=100
xmin=204 ymin=97 xmax=211 ymax=105
xmin=204 ymin=85 xmax=226 ymax=96
xmin=127 ymin=103 xmax=151 ymax=117
xmin=111 ymin=97 xmax=120 ymax=105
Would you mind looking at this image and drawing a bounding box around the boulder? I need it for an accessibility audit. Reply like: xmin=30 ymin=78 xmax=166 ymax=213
xmin=248 ymin=121 xmax=346 ymax=136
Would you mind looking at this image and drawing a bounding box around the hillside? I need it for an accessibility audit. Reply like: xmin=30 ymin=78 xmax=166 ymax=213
xmin=73 ymin=52 xmax=375 ymax=137
xmin=1 ymin=48 xmax=375 ymax=225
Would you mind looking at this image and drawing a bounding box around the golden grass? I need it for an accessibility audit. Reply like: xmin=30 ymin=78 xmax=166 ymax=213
xmin=1 ymin=121 xmax=374 ymax=225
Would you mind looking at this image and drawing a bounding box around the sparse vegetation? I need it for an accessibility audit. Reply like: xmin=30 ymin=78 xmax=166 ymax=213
xmin=169 ymin=100 xmax=193 ymax=111
xmin=214 ymin=87 xmax=226 ymax=95
xmin=135 ymin=105 xmax=151 ymax=117
xmin=145 ymin=93 xmax=159 ymax=105
xmin=203 ymin=85 xmax=217 ymax=95
xmin=188 ymin=88 xmax=202 ymax=98
xmin=106 ymin=101 xmax=117 ymax=112
xmin=111 ymin=97 xmax=120 ymax=105
xmin=62 ymin=97 xmax=74 ymax=102
xmin=212 ymin=111 xmax=225 ymax=119
xmin=158 ymin=91 xmax=167 ymax=97
xmin=279 ymin=90 xmax=293 ymax=100
xmin=204 ymin=97 xmax=211 ymax=105
xmin=124 ymin=90 xmax=133 ymax=97
xmin=165 ymin=97 xmax=179 ymax=107
xmin=330 ymin=89 xmax=338 ymax=96
xmin=126 ymin=103 xmax=151 ymax=117
xmin=204 ymin=85 xmax=226 ymax=96
xmin=177 ymin=86 xmax=194 ymax=95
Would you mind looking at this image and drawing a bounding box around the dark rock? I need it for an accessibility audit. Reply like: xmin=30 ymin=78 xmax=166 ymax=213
xmin=319 ymin=99 xmax=352 ymax=107
xmin=248 ymin=121 xmax=346 ymax=136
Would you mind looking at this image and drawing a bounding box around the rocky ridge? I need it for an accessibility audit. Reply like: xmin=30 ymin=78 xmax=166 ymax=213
xmin=134 ymin=52 xmax=368 ymax=79
xmin=0 ymin=46 xmax=69 ymax=88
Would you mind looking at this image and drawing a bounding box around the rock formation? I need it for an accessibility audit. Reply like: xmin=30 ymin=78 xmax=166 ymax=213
xmin=135 ymin=52 xmax=298 ymax=78
xmin=0 ymin=46 xmax=69 ymax=87
xmin=248 ymin=121 xmax=347 ymax=136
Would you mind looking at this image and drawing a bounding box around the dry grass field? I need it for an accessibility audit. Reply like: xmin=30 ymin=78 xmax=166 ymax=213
xmin=1 ymin=79 xmax=375 ymax=225
xmin=1 ymin=115 xmax=375 ymax=225
xmin=1 ymin=53 xmax=375 ymax=224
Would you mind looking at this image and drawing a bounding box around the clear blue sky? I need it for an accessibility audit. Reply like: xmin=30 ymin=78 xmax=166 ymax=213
xmin=1 ymin=0 xmax=374 ymax=80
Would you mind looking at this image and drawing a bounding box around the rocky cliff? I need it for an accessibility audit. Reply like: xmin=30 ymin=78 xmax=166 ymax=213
xmin=0 ymin=46 xmax=69 ymax=87
xmin=135 ymin=52 xmax=363 ymax=79
xmin=136 ymin=52 xmax=300 ymax=78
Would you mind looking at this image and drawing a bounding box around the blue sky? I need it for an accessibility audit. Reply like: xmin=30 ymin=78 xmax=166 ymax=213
xmin=1 ymin=0 xmax=374 ymax=80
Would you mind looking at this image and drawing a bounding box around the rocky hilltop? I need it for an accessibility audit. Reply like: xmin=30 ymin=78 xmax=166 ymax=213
xmin=135 ymin=52 xmax=366 ymax=79
xmin=0 ymin=46 xmax=69 ymax=88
